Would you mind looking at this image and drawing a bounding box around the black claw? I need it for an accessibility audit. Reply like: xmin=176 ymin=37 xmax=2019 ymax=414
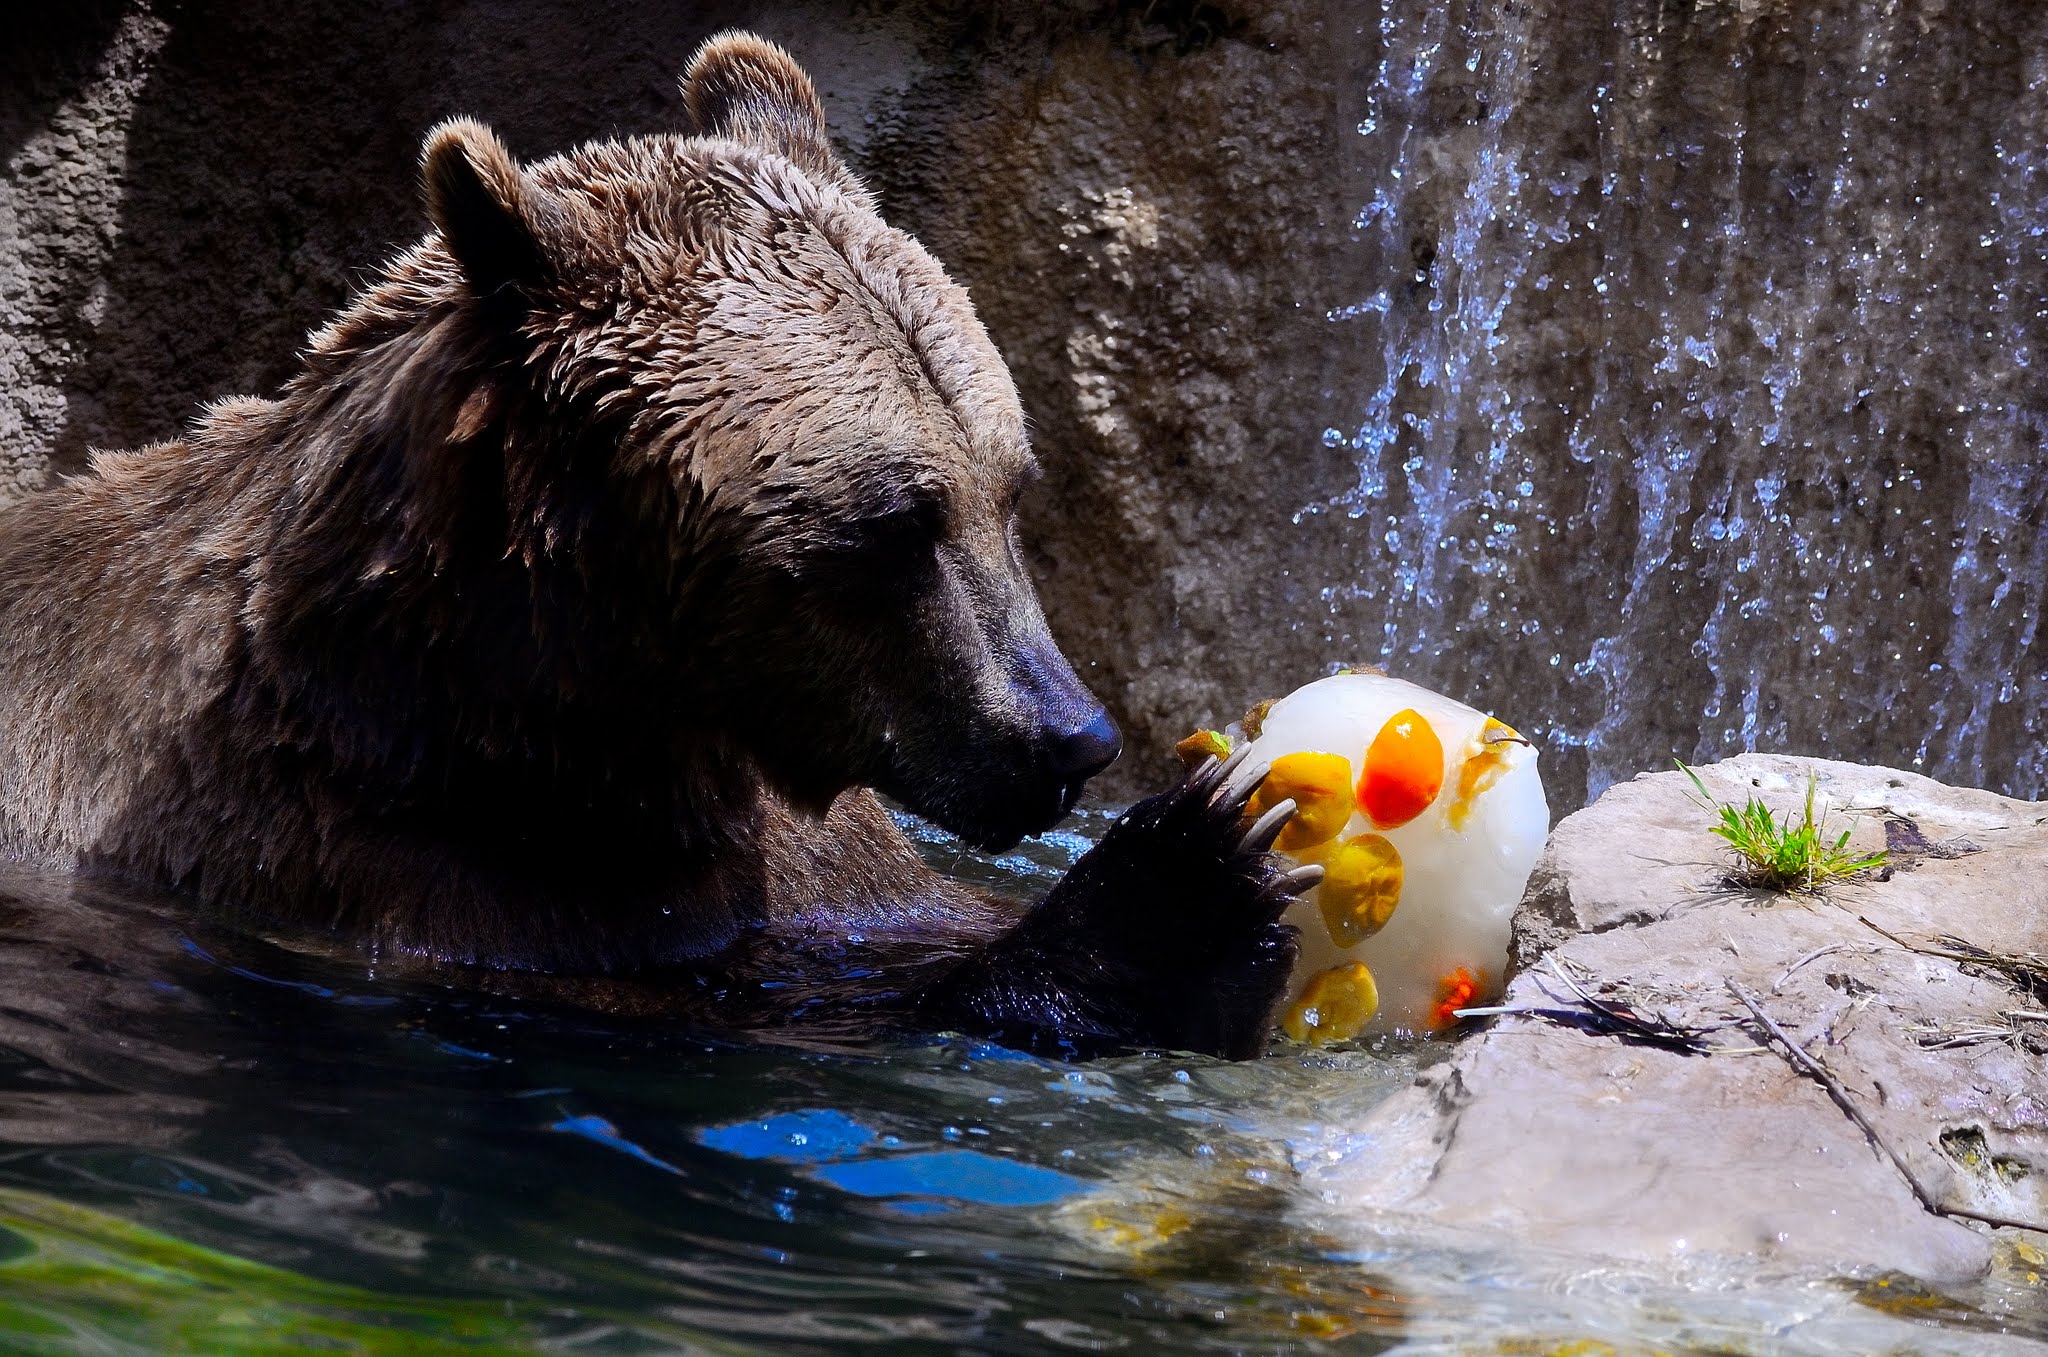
xmin=1185 ymin=752 xmax=1226 ymax=799
xmin=1193 ymin=745 xmax=1249 ymax=806
xmin=1210 ymin=757 xmax=1270 ymax=818
xmin=1239 ymin=798 xmax=1296 ymax=855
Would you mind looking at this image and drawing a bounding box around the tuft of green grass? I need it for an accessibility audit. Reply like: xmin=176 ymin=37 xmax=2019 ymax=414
xmin=1677 ymin=760 xmax=1888 ymax=892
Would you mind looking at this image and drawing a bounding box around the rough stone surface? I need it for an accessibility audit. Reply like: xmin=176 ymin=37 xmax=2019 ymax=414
xmin=4 ymin=1 xmax=2044 ymax=811
xmin=1308 ymin=755 xmax=2048 ymax=1286
xmin=0 ymin=5 xmax=168 ymax=503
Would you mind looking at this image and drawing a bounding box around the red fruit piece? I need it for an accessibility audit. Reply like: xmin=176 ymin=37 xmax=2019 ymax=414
xmin=1357 ymin=708 xmax=1444 ymax=829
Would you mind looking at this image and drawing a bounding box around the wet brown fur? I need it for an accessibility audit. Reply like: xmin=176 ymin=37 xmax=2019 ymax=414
xmin=0 ymin=33 xmax=1052 ymax=965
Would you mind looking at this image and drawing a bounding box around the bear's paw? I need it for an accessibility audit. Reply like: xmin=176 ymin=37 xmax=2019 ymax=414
xmin=919 ymin=749 xmax=1314 ymax=1060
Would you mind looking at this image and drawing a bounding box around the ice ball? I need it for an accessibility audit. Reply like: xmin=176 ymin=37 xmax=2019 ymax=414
xmin=1196 ymin=672 xmax=1550 ymax=1041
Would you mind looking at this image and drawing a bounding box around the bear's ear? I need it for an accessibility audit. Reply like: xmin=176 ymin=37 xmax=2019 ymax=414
xmin=421 ymin=117 xmax=561 ymax=301
xmin=681 ymin=32 xmax=868 ymax=200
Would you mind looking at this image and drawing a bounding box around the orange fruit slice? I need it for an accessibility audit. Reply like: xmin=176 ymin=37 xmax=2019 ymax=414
xmin=1357 ymin=708 xmax=1444 ymax=829
xmin=1430 ymin=967 xmax=1481 ymax=1029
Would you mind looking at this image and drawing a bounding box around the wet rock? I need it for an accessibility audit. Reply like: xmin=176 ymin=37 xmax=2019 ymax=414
xmin=1307 ymin=754 xmax=2048 ymax=1285
xmin=0 ymin=6 xmax=167 ymax=504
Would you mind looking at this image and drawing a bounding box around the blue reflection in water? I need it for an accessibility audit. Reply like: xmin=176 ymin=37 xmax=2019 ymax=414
xmin=173 ymin=933 xmax=401 ymax=1006
xmin=811 ymin=1151 xmax=1084 ymax=1209
xmin=549 ymin=1115 xmax=682 ymax=1176
xmin=178 ymin=934 xmax=336 ymax=998
xmin=699 ymin=1108 xmax=1087 ymax=1211
xmin=425 ymin=1038 xmax=498 ymax=1063
xmin=697 ymin=1108 xmax=878 ymax=1164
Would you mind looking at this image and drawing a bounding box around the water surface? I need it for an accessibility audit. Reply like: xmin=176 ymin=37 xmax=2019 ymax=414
xmin=0 ymin=812 xmax=2037 ymax=1354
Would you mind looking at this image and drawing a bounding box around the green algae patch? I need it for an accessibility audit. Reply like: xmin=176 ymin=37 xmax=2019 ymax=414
xmin=0 ymin=1187 xmax=606 ymax=1354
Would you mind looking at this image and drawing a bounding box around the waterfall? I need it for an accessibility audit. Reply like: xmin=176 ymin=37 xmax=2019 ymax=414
xmin=1310 ymin=0 xmax=2047 ymax=808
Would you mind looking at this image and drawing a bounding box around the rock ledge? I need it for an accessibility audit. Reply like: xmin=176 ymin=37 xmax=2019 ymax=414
xmin=1307 ymin=754 xmax=2048 ymax=1287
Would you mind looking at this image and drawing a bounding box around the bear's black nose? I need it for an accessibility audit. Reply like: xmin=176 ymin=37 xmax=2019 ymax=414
xmin=1049 ymin=708 xmax=1123 ymax=780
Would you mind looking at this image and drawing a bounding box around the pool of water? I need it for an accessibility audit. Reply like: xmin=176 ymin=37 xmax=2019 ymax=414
xmin=0 ymin=810 xmax=2038 ymax=1354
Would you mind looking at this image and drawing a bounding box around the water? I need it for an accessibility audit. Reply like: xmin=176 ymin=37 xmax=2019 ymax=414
xmin=0 ymin=816 xmax=2039 ymax=1354
xmin=1308 ymin=0 xmax=2048 ymax=810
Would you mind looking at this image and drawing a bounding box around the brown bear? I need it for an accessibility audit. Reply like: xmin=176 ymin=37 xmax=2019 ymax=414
xmin=0 ymin=33 xmax=1313 ymax=1058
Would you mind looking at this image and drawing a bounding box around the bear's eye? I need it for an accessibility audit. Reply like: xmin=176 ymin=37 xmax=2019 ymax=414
xmin=872 ymin=497 xmax=945 ymax=546
xmin=834 ymin=494 xmax=944 ymax=569
xmin=1006 ymin=462 xmax=1043 ymax=520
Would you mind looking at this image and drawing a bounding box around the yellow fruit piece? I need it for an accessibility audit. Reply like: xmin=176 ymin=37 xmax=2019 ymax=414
xmin=1317 ymin=833 xmax=1404 ymax=945
xmin=1358 ymin=708 xmax=1444 ymax=829
xmin=1248 ymin=751 xmax=1354 ymax=852
xmin=1175 ymin=728 xmax=1232 ymax=770
xmin=1447 ymin=717 xmax=1530 ymax=830
xmin=1283 ymin=962 xmax=1379 ymax=1044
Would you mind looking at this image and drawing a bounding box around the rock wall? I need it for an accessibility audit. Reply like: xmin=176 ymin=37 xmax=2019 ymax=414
xmin=3 ymin=0 xmax=2041 ymax=810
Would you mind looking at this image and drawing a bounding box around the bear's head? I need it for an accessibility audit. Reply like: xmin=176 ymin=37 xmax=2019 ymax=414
xmin=414 ymin=32 xmax=1119 ymax=851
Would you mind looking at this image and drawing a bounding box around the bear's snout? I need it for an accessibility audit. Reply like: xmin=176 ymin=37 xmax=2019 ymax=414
xmin=1046 ymin=707 xmax=1122 ymax=782
xmin=1009 ymin=642 xmax=1120 ymax=787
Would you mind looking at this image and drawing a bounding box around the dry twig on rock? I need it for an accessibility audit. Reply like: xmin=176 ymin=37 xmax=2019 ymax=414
xmin=1855 ymin=915 xmax=2048 ymax=1006
xmin=1456 ymin=958 xmax=1716 ymax=1056
xmin=1726 ymin=980 xmax=2044 ymax=1235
